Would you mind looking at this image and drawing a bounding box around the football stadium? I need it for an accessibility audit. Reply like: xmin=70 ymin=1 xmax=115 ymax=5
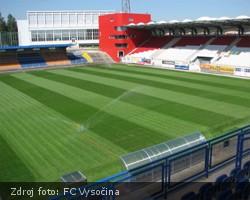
xmin=0 ymin=0 xmax=250 ymax=199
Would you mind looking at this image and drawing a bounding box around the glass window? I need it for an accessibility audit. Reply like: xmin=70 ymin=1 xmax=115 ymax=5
xmin=37 ymin=14 xmax=45 ymax=25
xmin=77 ymin=14 xmax=83 ymax=24
xmin=53 ymin=14 xmax=61 ymax=25
xmin=62 ymin=30 xmax=69 ymax=40
xmin=93 ymin=29 xmax=99 ymax=39
xmin=37 ymin=30 xmax=46 ymax=41
xmin=93 ymin=14 xmax=98 ymax=24
xmin=78 ymin=29 xmax=85 ymax=40
xmin=70 ymin=30 xmax=77 ymax=39
xmin=69 ymin=14 xmax=77 ymax=24
xmin=61 ymin=14 xmax=68 ymax=25
xmin=31 ymin=31 xmax=38 ymax=41
xmin=85 ymin=14 xmax=91 ymax=24
xmin=45 ymin=14 xmax=53 ymax=25
xmin=54 ymin=30 xmax=62 ymax=41
xmin=29 ymin=14 xmax=37 ymax=25
xmin=115 ymin=26 xmax=127 ymax=31
xmin=115 ymin=43 xmax=128 ymax=48
xmin=115 ymin=35 xmax=127 ymax=39
xmin=46 ymin=30 xmax=53 ymax=41
xmin=86 ymin=29 xmax=93 ymax=40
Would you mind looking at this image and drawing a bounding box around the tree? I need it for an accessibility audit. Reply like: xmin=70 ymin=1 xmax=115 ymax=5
xmin=0 ymin=12 xmax=7 ymax=32
xmin=7 ymin=14 xmax=17 ymax=32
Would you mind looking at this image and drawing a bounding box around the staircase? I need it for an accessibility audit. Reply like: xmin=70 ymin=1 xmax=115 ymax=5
xmin=151 ymin=49 xmax=165 ymax=59
xmin=224 ymin=37 xmax=241 ymax=52
xmin=67 ymin=53 xmax=87 ymax=64
xmin=87 ymin=51 xmax=114 ymax=63
xmin=151 ymin=38 xmax=181 ymax=60
xmin=82 ymin=52 xmax=93 ymax=63
xmin=211 ymin=37 xmax=242 ymax=63
xmin=163 ymin=37 xmax=181 ymax=49
xmin=127 ymin=37 xmax=152 ymax=55
xmin=186 ymin=37 xmax=216 ymax=63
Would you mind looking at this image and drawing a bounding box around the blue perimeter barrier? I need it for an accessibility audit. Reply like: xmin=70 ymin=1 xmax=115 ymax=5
xmin=50 ymin=124 xmax=250 ymax=200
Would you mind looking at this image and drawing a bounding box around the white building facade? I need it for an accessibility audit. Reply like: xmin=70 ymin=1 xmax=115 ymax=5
xmin=17 ymin=10 xmax=115 ymax=46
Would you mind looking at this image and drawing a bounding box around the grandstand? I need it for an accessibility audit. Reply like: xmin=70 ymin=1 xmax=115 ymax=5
xmin=0 ymin=44 xmax=114 ymax=72
xmin=122 ymin=34 xmax=250 ymax=77
xmin=0 ymin=44 xmax=70 ymax=70
xmin=99 ymin=14 xmax=250 ymax=77
xmin=0 ymin=4 xmax=250 ymax=200
xmin=0 ymin=52 xmax=20 ymax=70
xmin=1 ymin=13 xmax=249 ymax=77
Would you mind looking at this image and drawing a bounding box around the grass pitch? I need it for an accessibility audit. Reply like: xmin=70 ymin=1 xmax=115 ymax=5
xmin=0 ymin=64 xmax=250 ymax=182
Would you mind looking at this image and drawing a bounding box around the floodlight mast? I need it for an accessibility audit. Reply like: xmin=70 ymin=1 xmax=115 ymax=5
xmin=122 ymin=0 xmax=131 ymax=13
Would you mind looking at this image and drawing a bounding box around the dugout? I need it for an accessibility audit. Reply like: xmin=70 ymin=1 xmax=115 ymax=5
xmin=61 ymin=171 xmax=87 ymax=184
xmin=120 ymin=132 xmax=206 ymax=171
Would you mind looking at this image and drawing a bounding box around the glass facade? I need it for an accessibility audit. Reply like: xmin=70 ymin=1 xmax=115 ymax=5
xmin=62 ymin=30 xmax=69 ymax=40
xmin=85 ymin=14 xmax=92 ymax=24
xmin=31 ymin=29 xmax=99 ymax=42
xmin=46 ymin=30 xmax=53 ymax=41
xmin=37 ymin=14 xmax=45 ymax=25
xmin=53 ymin=14 xmax=61 ymax=25
xmin=37 ymin=30 xmax=45 ymax=41
xmin=28 ymin=14 xmax=37 ymax=26
xmin=69 ymin=14 xmax=77 ymax=25
xmin=27 ymin=11 xmax=115 ymax=27
xmin=45 ymin=14 xmax=53 ymax=25
xmin=61 ymin=14 xmax=68 ymax=25
xmin=77 ymin=14 xmax=84 ymax=24
xmin=26 ymin=11 xmax=114 ymax=45
xmin=54 ymin=30 xmax=62 ymax=41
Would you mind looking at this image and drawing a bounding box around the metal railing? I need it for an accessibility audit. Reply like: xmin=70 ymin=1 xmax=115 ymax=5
xmin=50 ymin=124 xmax=250 ymax=200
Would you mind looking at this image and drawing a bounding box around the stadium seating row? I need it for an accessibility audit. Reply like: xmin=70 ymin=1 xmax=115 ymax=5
xmin=181 ymin=161 xmax=250 ymax=200
xmin=18 ymin=52 xmax=48 ymax=68
xmin=42 ymin=52 xmax=71 ymax=65
xmin=0 ymin=51 xmax=89 ymax=70
xmin=0 ymin=54 xmax=21 ymax=69
xmin=132 ymin=37 xmax=174 ymax=54
xmin=124 ymin=36 xmax=250 ymax=71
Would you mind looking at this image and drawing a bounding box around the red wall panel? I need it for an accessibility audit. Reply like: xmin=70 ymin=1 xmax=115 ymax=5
xmin=99 ymin=13 xmax=151 ymax=62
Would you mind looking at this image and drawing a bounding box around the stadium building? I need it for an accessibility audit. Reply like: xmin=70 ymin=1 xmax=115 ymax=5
xmin=0 ymin=2 xmax=250 ymax=199
xmin=0 ymin=11 xmax=250 ymax=77
xmin=99 ymin=13 xmax=250 ymax=77
xmin=17 ymin=10 xmax=115 ymax=46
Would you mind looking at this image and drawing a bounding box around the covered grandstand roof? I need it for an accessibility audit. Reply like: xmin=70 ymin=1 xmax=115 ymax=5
xmin=126 ymin=16 xmax=250 ymax=34
xmin=0 ymin=44 xmax=72 ymax=50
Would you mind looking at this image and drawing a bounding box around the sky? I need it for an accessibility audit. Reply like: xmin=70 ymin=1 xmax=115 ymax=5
xmin=1 ymin=0 xmax=250 ymax=22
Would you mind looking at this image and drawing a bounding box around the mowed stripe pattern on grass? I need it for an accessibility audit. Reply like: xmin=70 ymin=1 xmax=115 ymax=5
xmin=28 ymin=70 xmax=241 ymax=136
xmin=0 ymin=64 xmax=249 ymax=182
xmin=0 ymin=80 xmax=123 ymax=182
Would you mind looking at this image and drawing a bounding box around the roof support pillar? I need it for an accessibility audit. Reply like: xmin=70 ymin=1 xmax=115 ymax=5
xmin=216 ymin=27 xmax=223 ymax=35
xmin=238 ymin=25 xmax=244 ymax=36
xmin=203 ymin=27 xmax=210 ymax=36
xmin=191 ymin=28 xmax=197 ymax=36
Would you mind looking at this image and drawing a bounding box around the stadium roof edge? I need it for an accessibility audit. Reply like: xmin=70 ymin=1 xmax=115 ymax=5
xmin=0 ymin=44 xmax=72 ymax=50
xmin=125 ymin=17 xmax=250 ymax=31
